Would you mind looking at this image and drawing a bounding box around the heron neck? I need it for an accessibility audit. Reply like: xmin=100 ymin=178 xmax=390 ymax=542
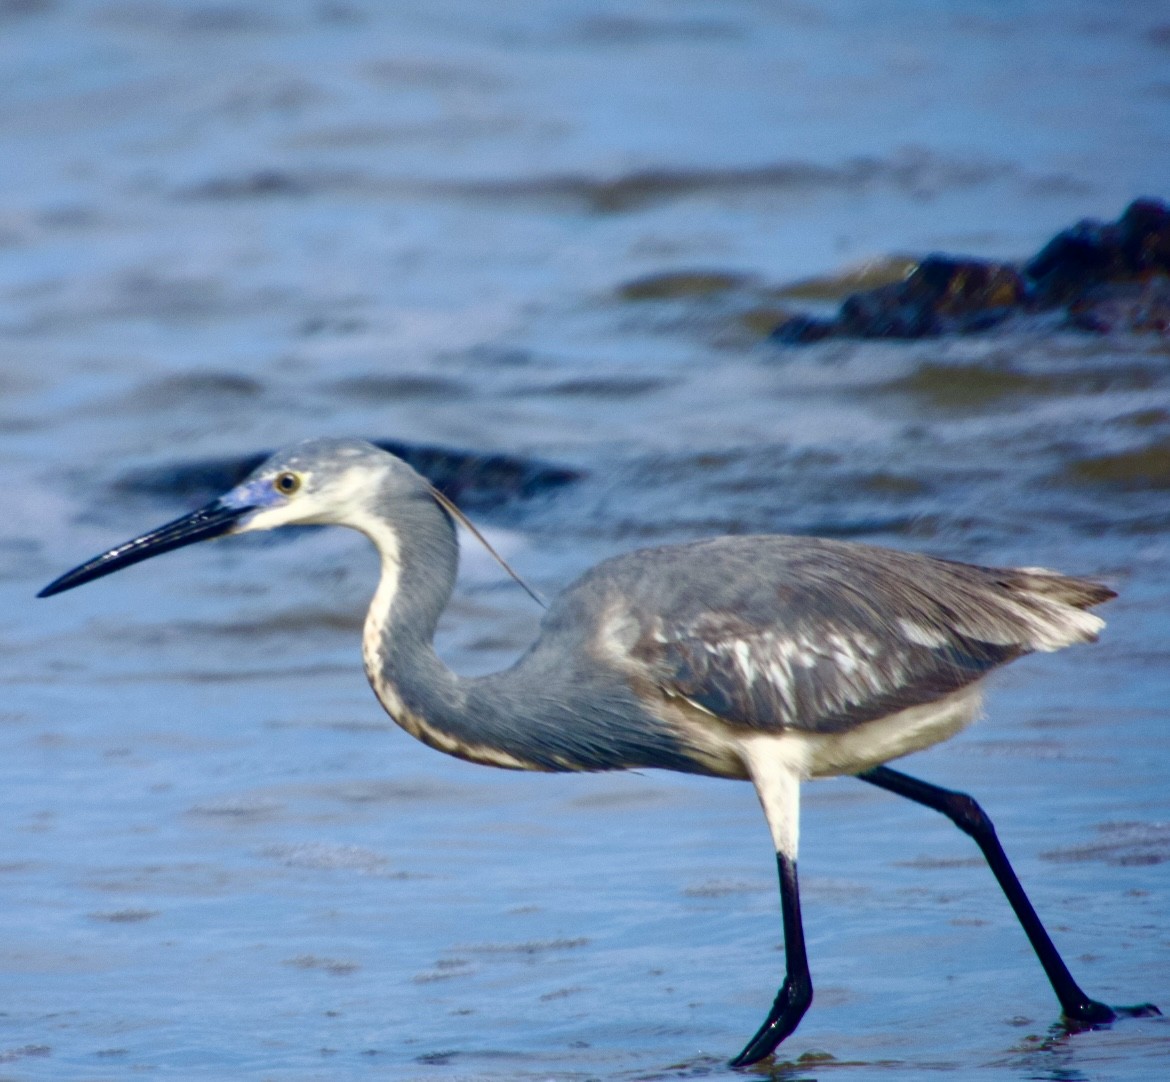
xmin=357 ymin=490 xmax=700 ymax=776
xmin=360 ymin=490 xmax=458 ymax=701
xmin=358 ymin=493 xmax=544 ymax=770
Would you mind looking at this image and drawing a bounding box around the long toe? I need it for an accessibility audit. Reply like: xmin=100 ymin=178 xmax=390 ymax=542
xmin=1114 ymin=1002 xmax=1161 ymax=1019
xmin=729 ymin=979 xmax=812 ymax=1069
xmin=730 ymin=1021 xmax=795 ymax=1070
xmin=1062 ymin=998 xmax=1162 ymax=1032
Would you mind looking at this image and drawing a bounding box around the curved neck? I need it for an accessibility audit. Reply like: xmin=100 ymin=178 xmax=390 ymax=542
xmin=364 ymin=493 xmax=458 ymax=652
xmin=355 ymin=484 xmax=699 ymax=776
xmin=357 ymin=490 xmax=555 ymax=770
xmin=359 ymin=489 xmax=458 ymax=720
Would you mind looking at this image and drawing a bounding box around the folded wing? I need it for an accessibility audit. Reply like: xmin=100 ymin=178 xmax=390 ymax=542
xmin=615 ymin=537 xmax=1112 ymax=735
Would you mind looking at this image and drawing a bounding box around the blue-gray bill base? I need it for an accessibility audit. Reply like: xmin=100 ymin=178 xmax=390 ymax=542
xmin=38 ymin=438 xmax=1160 ymax=1066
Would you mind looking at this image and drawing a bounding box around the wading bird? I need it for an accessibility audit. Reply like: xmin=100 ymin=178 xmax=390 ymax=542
xmin=39 ymin=438 xmax=1157 ymax=1065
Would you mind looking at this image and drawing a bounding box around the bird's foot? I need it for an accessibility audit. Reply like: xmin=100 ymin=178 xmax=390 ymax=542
xmin=1061 ymin=997 xmax=1161 ymax=1033
xmin=729 ymin=976 xmax=813 ymax=1069
xmin=1115 ymin=1002 xmax=1162 ymax=1019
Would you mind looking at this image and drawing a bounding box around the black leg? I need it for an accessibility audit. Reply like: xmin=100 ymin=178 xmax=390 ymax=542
xmin=730 ymin=852 xmax=814 ymax=1068
xmin=859 ymin=764 xmax=1159 ymax=1026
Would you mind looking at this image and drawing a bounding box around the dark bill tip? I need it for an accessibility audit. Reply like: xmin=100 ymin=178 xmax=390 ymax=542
xmin=37 ymin=499 xmax=253 ymax=598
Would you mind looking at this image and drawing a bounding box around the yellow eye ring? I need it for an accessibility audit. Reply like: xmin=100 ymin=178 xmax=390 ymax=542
xmin=274 ymin=471 xmax=301 ymax=496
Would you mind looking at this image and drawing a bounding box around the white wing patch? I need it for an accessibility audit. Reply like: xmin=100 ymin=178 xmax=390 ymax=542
xmin=897 ymin=617 xmax=949 ymax=649
xmin=659 ymin=616 xmax=917 ymax=728
xmin=602 ymin=535 xmax=1111 ymax=739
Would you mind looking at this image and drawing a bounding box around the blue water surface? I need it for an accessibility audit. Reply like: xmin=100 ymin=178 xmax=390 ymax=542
xmin=1 ymin=2 xmax=1168 ymax=1079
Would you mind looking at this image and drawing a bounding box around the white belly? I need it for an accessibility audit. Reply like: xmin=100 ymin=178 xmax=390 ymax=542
xmin=733 ymin=684 xmax=984 ymax=859
xmin=791 ymin=683 xmax=983 ymax=778
xmin=664 ymin=682 xmax=985 ymax=782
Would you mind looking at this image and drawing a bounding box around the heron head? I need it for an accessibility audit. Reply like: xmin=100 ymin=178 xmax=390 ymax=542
xmin=37 ymin=438 xmax=421 ymax=598
xmin=221 ymin=438 xmax=428 ymax=533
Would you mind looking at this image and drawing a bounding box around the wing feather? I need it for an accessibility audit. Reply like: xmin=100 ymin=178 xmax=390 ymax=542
xmin=602 ymin=536 xmax=1113 ymax=735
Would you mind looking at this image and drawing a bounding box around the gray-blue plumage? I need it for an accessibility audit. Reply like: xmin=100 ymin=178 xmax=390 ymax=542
xmin=39 ymin=437 xmax=1150 ymax=1065
xmin=345 ymin=443 xmax=1107 ymax=776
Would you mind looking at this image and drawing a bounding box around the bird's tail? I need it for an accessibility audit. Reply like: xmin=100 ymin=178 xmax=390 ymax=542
xmin=996 ymin=567 xmax=1116 ymax=651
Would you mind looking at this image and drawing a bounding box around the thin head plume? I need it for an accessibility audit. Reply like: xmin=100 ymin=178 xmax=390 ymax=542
xmin=425 ymin=483 xmax=546 ymax=609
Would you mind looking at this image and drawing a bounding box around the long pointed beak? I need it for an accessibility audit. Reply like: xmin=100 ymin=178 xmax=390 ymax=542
xmin=38 ymin=498 xmax=254 ymax=598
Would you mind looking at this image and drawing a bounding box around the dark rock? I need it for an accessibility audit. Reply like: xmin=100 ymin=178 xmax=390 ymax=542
xmin=837 ymin=285 xmax=934 ymax=338
xmin=112 ymin=439 xmax=582 ymax=511
xmin=1025 ymin=198 xmax=1170 ymax=309
xmin=772 ymin=256 xmax=1025 ymax=342
xmin=1025 ymin=218 xmax=1126 ymax=309
xmin=1067 ymin=275 xmax=1170 ymax=335
xmin=831 ymin=256 xmax=1024 ymax=339
xmin=771 ymin=197 xmax=1170 ymax=343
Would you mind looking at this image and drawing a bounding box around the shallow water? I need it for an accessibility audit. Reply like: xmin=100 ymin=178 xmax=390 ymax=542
xmin=2 ymin=2 xmax=1169 ymax=1079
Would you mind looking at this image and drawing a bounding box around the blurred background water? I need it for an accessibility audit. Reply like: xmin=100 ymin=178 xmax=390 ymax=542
xmin=1 ymin=2 xmax=1169 ymax=1079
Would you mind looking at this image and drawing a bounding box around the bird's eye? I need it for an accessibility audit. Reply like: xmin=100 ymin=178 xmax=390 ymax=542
xmin=274 ymin=471 xmax=301 ymax=496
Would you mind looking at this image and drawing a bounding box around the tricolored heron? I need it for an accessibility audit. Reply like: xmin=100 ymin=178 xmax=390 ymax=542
xmin=39 ymin=438 xmax=1157 ymax=1065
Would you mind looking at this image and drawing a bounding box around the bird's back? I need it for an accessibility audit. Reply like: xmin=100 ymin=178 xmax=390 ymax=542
xmin=538 ymin=535 xmax=1113 ymax=739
